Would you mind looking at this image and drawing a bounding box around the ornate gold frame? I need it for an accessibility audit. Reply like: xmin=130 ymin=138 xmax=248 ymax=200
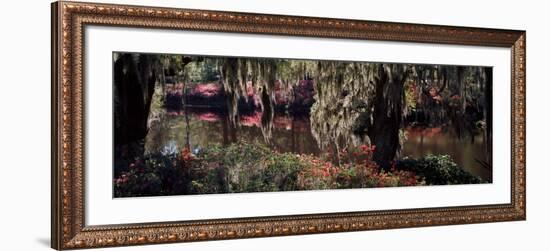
xmin=51 ymin=1 xmax=526 ymax=249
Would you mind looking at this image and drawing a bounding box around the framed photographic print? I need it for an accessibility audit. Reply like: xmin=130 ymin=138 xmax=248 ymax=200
xmin=51 ymin=1 xmax=526 ymax=249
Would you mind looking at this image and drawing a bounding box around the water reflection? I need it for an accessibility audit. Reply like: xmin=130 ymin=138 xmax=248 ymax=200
xmin=401 ymin=126 xmax=491 ymax=181
xmin=145 ymin=107 xmax=491 ymax=181
xmin=145 ymin=108 xmax=320 ymax=157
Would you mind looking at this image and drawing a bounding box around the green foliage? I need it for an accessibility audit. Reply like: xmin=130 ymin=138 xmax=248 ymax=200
xmin=114 ymin=143 xmax=483 ymax=197
xmin=262 ymin=153 xmax=305 ymax=191
xmin=193 ymin=143 xmax=304 ymax=193
xmin=397 ymin=154 xmax=484 ymax=185
xmin=404 ymin=79 xmax=417 ymax=111
xmin=186 ymin=58 xmax=219 ymax=82
xmin=114 ymin=157 xmax=173 ymax=197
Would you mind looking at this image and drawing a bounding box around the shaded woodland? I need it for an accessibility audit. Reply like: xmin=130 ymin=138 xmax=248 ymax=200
xmin=113 ymin=52 xmax=491 ymax=197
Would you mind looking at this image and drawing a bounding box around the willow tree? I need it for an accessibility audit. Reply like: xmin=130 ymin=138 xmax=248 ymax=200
xmin=113 ymin=53 xmax=199 ymax=151
xmin=219 ymin=57 xmax=283 ymax=144
xmin=368 ymin=64 xmax=410 ymax=168
xmin=213 ymin=57 xmax=491 ymax=169
xmin=309 ymin=62 xmax=410 ymax=168
xmin=310 ymin=62 xmax=492 ymax=169
xmin=277 ymin=60 xmax=316 ymax=106
xmin=309 ymin=61 xmax=376 ymax=164
xmin=411 ymin=65 xmax=491 ymax=143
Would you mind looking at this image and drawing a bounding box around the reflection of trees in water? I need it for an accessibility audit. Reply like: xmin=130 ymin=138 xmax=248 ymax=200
xmin=113 ymin=52 xmax=492 ymax=170
xmin=145 ymin=107 xmax=319 ymax=157
xmin=219 ymin=58 xmax=288 ymax=145
xmin=409 ymin=65 xmax=493 ymax=165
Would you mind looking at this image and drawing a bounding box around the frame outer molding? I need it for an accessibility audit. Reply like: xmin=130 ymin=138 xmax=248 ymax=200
xmin=51 ymin=1 xmax=526 ymax=250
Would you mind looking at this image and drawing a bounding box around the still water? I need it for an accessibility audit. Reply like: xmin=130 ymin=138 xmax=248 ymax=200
xmin=401 ymin=127 xmax=491 ymax=181
xmin=145 ymin=109 xmax=491 ymax=181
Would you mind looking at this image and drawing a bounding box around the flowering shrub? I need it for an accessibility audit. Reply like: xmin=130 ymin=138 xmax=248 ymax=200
xmin=114 ymin=158 xmax=163 ymax=197
xmin=114 ymin=142 xmax=488 ymax=197
xmin=190 ymin=83 xmax=222 ymax=98
xmin=180 ymin=147 xmax=194 ymax=165
xmin=296 ymin=144 xmax=424 ymax=190
xmin=114 ymin=147 xmax=201 ymax=197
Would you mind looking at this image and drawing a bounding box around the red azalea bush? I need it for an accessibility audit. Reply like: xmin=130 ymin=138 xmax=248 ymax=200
xmin=191 ymin=83 xmax=223 ymax=98
xmin=296 ymin=144 xmax=424 ymax=190
xmin=113 ymin=147 xmax=202 ymax=197
xmin=114 ymin=142 xmax=425 ymax=197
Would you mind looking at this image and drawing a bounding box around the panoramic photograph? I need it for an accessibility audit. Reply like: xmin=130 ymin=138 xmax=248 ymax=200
xmin=113 ymin=52 xmax=493 ymax=198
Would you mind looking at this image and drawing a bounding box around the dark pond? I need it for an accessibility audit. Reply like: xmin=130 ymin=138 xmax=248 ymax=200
xmin=401 ymin=127 xmax=491 ymax=181
xmin=145 ymin=109 xmax=320 ymax=158
xmin=145 ymin=108 xmax=491 ymax=182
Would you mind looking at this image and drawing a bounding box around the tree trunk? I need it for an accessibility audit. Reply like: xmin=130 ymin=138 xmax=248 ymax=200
xmin=260 ymin=87 xmax=274 ymax=145
xmin=368 ymin=64 xmax=406 ymax=170
xmin=114 ymin=54 xmax=157 ymax=147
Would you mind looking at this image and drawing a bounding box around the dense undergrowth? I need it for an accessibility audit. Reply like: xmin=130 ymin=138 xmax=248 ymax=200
xmin=114 ymin=142 xmax=483 ymax=197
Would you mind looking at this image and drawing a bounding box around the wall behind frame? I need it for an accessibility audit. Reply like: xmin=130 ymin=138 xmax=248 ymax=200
xmin=0 ymin=0 xmax=547 ymax=250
